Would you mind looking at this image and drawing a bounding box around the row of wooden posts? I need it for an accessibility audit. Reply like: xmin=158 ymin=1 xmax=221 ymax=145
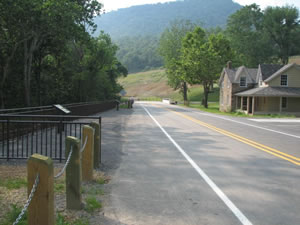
xmin=26 ymin=122 xmax=100 ymax=225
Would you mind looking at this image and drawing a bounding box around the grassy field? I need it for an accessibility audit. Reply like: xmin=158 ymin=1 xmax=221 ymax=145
xmin=118 ymin=69 xmax=219 ymax=102
xmin=289 ymin=55 xmax=300 ymax=64
xmin=184 ymin=102 xmax=295 ymax=118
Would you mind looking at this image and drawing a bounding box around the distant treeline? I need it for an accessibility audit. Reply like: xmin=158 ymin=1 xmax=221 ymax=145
xmin=115 ymin=36 xmax=163 ymax=73
xmin=158 ymin=5 xmax=300 ymax=107
xmin=0 ymin=0 xmax=127 ymax=109
xmin=112 ymin=3 xmax=300 ymax=73
xmin=94 ymin=0 xmax=241 ymax=38
xmin=94 ymin=0 xmax=242 ymax=73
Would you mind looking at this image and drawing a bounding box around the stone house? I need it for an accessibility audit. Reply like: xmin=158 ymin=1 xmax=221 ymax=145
xmin=219 ymin=62 xmax=300 ymax=115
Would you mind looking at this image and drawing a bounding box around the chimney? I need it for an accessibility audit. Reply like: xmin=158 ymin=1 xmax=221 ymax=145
xmin=227 ymin=61 xmax=232 ymax=69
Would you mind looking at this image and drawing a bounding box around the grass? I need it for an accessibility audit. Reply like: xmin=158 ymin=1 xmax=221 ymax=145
xmin=118 ymin=69 xmax=221 ymax=102
xmin=0 ymin=178 xmax=27 ymax=190
xmin=289 ymin=55 xmax=300 ymax=64
xmin=1 ymin=204 xmax=28 ymax=225
xmin=119 ymin=69 xmax=167 ymax=87
xmin=118 ymin=69 xmax=178 ymax=98
xmin=95 ymin=177 xmax=106 ymax=184
xmin=85 ymin=196 xmax=102 ymax=213
xmin=185 ymin=102 xmax=296 ymax=118
xmin=54 ymin=183 xmax=65 ymax=193
xmin=86 ymin=187 xmax=104 ymax=196
xmin=137 ymin=96 xmax=162 ymax=101
xmin=56 ymin=213 xmax=90 ymax=225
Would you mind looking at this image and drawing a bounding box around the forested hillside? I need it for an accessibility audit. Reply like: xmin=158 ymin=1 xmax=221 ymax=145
xmin=94 ymin=0 xmax=242 ymax=73
xmin=94 ymin=0 xmax=241 ymax=38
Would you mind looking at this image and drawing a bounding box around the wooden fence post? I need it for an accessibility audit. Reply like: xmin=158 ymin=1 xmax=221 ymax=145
xmin=90 ymin=122 xmax=100 ymax=169
xmin=82 ymin=125 xmax=94 ymax=181
xmin=28 ymin=154 xmax=54 ymax=225
xmin=65 ymin=136 xmax=82 ymax=210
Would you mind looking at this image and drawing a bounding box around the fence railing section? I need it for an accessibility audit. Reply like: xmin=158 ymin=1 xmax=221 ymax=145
xmin=0 ymin=115 xmax=101 ymax=161
xmin=0 ymin=100 xmax=116 ymax=116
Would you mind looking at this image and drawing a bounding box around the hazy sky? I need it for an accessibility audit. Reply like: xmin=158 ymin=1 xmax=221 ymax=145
xmin=99 ymin=0 xmax=300 ymax=12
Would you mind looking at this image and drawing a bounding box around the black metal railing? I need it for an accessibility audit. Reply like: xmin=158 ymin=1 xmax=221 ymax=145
xmin=0 ymin=100 xmax=117 ymax=116
xmin=0 ymin=115 xmax=101 ymax=161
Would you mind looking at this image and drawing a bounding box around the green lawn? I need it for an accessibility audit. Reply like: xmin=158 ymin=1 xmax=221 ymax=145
xmin=118 ymin=69 xmax=220 ymax=102
xmin=184 ymin=102 xmax=296 ymax=118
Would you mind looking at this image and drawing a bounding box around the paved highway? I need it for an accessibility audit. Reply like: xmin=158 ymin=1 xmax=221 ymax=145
xmin=100 ymin=102 xmax=300 ymax=225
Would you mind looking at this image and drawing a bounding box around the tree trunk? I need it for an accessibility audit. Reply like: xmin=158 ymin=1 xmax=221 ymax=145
xmin=202 ymin=82 xmax=209 ymax=108
xmin=0 ymin=44 xmax=19 ymax=108
xmin=183 ymin=82 xmax=188 ymax=101
xmin=23 ymin=36 xmax=40 ymax=106
xmin=35 ymin=54 xmax=42 ymax=106
xmin=0 ymin=88 xmax=4 ymax=109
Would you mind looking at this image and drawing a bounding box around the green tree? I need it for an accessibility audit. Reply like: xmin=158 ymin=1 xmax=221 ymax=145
xmin=226 ymin=4 xmax=273 ymax=67
xmin=0 ymin=0 xmax=127 ymax=109
xmin=0 ymin=0 xmax=28 ymax=108
xmin=159 ymin=19 xmax=196 ymax=101
xmin=263 ymin=5 xmax=300 ymax=64
xmin=19 ymin=0 xmax=102 ymax=106
xmin=182 ymin=27 xmax=233 ymax=108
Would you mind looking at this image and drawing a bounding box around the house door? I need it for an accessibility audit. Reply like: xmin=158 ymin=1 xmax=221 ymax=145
xmin=249 ymin=97 xmax=253 ymax=114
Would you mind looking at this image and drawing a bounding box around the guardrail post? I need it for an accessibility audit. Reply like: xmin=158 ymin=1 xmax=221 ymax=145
xmin=90 ymin=122 xmax=100 ymax=168
xmin=81 ymin=125 xmax=94 ymax=181
xmin=65 ymin=136 xmax=82 ymax=210
xmin=28 ymin=154 xmax=54 ymax=225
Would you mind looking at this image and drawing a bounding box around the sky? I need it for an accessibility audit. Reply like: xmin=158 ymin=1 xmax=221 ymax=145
xmin=99 ymin=0 xmax=300 ymax=12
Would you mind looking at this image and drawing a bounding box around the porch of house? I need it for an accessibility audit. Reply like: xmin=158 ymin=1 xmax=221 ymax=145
xmin=235 ymin=96 xmax=300 ymax=116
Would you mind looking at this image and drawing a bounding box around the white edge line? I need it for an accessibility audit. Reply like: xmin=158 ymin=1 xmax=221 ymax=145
xmin=142 ymin=105 xmax=253 ymax=225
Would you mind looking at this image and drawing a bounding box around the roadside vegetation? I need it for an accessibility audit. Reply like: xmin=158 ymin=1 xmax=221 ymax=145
xmin=184 ymin=103 xmax=296 ymax=118
xmin=118 ymin=69 xmax=219 ymax=102
xmin=0 ymin=164 xmax=109 ymax=225
xmin=157 ymin=4 xmax=300 ymax=108
xmin=0 ymin=0 xmax=127 ymax=109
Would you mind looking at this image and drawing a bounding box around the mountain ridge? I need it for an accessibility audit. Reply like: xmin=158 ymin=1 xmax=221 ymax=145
xmin=94 ymin=0 xmax=242 ymax=39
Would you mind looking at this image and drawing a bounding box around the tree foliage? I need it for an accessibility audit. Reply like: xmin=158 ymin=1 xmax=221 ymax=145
xmin=159 ymin=20 xmax=196 ymax=101
xmin=182 ymin=27 xmax=234 ymax=107
xmin=115 ymin=36 xmax=163 ymax=73
xmin=94 ymin=0 xmax=242 ymax=38
xmin=226 ymin=4 xmax=300 ymax=66
xmin=263 ymin=5 xmax=300 ymax=64
xmin=0 ymin=0 xmax=126 ymax=108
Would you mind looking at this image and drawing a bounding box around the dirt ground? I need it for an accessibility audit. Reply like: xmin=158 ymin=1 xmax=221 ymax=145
xmin=0 ymin=161 xmax=109 ymax=224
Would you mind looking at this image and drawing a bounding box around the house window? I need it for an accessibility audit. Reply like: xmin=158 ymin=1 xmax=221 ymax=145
xmin=240 ymin=77 xmax=246 ymax=87
xmin=280 ymin=75 xmax=288 ymax=86
xmin=282 ymin=97 xmax=287 ymax=108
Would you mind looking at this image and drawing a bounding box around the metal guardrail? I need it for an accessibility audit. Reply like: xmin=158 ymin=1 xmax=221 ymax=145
xmin=0 ymin=116 xmax=100 ymax=162
xmin=0 ymin=101 xmax=116 ymax=115
xmin=0 ymin=100 xmax=115 ymax=161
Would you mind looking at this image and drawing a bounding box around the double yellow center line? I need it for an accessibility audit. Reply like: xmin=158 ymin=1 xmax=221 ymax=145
xmin=162 ymin=106 xmax=300 ymax=166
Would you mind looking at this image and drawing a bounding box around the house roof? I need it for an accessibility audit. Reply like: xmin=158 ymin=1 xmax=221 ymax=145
xmin=260 ymin=64 xmax=284 ymax=81
xmin=235 ymin=87 xmax=300 ymax=97
xmin=264 ymin=63 xmax=300 ymax=82
xmin=224 ymin=66 xmax=258 ymax=83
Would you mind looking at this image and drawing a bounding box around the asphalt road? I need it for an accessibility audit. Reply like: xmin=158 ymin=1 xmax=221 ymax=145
xmin=100 ymin=102 xmax=300 ymax=225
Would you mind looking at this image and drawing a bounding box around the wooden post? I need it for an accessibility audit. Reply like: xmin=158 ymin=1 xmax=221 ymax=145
xmin=252 ymin=97 xmax=255 ymax=115
xmin=90 ymin=122 xmax=100 ymax=169
xmin=65 ymin=136 xmax=82 ymax=210
xmin=28 ymin=154 xmax=54 ymax=225
xmin=241 ymin=97 xmax=243 ymax=110
xmin=279 ymin=97 xmax=282 ymax=113
xmin=82 ymin=125 xmax=94 ymax=181
xmin=247 ymin=97 xmax=250 ymax=114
